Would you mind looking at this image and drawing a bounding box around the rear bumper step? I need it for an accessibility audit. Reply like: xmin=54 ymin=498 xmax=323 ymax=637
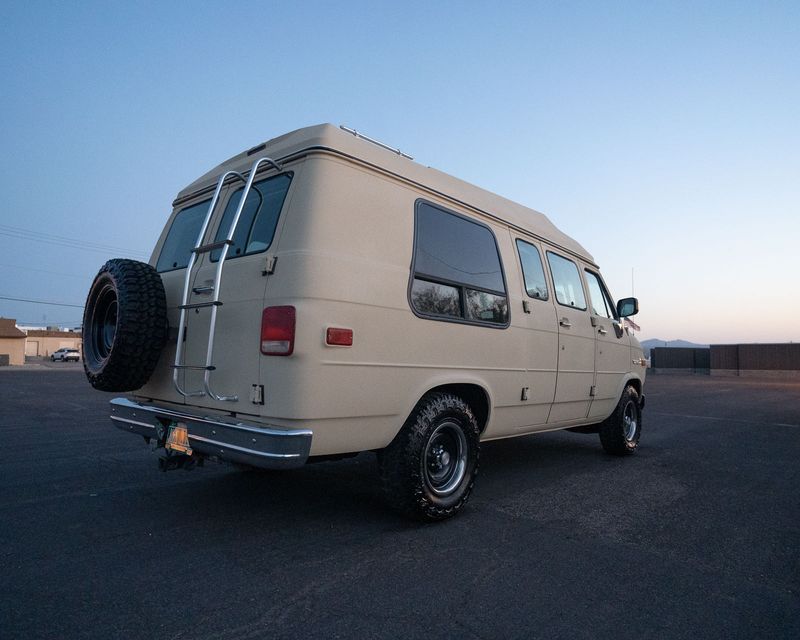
xmin=110 ymin=398 xmax=312 ymax=469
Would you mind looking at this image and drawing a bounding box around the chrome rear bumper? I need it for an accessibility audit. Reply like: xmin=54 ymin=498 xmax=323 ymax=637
xmin=110 ymin=397 xmax=312 ymax=469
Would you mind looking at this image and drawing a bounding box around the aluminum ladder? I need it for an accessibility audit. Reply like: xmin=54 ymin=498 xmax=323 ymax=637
xmin=172 ymin=156 xmax=282 ymax=401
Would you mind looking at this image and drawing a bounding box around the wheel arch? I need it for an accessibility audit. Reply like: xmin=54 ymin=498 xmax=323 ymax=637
xmin=625 ymin=375 xmax=642 ymax=398
xmin=587 ymin=375 xmax=645 ymax=428
xmin=409 ymin=381 xmax=492 ymax=435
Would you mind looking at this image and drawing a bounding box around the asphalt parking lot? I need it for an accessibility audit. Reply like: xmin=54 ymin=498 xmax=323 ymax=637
xmin=1 ymin=370 xmax=798 ymax=639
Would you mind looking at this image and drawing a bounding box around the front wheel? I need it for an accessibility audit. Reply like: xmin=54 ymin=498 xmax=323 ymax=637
xmin=379 ymin=393 xmax=480 ymax=521
xmin=599 ymin=385 xmax=642 ymax=455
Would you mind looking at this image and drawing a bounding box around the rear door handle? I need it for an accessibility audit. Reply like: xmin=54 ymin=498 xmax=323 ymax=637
xmin=192 ymin=286 xmax=214 ymax=295
xmin=559 ymin=317 xmax=572 ymax=328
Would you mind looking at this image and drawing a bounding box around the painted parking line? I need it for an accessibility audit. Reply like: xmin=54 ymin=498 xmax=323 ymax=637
xmin=649 ymin=411 xmax=799 ymax=429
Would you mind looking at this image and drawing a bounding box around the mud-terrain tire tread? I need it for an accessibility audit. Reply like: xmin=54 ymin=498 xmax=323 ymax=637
xmin=599 ymin=385 xmax=641 ymax=456
xmin=379 ymin=392 xmax=480 ymax=521
xmin=83 ymin=259 xmax=167 ymax=392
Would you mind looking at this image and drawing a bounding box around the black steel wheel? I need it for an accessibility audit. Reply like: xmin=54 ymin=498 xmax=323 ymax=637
xmin=424 ymin=420 xmax=469 ymax=496
xmin=599 ymin=385 xmax=642 ymax=455
xmin=82 ymin=259 xmax=167 ymax=392
xmin=379 ymin=392 xmax=480 ymax=521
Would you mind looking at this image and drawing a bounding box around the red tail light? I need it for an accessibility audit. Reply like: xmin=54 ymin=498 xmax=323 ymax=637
xmin=261 ymin=306 xmax=295 ymax=356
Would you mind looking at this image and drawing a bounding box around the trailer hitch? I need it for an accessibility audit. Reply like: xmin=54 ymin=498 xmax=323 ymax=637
xmin=158 ymin=452 xmax=202 ymax=472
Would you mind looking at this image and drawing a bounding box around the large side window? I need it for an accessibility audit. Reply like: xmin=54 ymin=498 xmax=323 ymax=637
xmin=546 ymin=251 xmax=587 ymax=310
xmin=410 ymin=202 xmax=508 ymax=326
xmin=516 ymin=239 xmax=548 ymax=300
xmin=156 ymin=199 xmax=212 ymax=272
xmin=585 ymin=270 xmax=617 ymax=319
xmin=210 ymin=173 xmax=293 ymax=261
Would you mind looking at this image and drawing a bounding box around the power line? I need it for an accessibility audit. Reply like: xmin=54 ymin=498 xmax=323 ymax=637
xmin=0 ymin=262 xmax=89 ymax=280
xmin=0 ymin=295 xmax=84 ymax=308
xmin=0 ymin=224 xmax=150 ymax=258
xmin=0 ymin=223 xmax=148 ymax=253
xmin=0 ymin=230 xmax=150 ymax=258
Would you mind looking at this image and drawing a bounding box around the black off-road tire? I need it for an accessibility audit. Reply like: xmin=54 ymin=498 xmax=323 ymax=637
xmin=599 ymin=385 xmax=642 ymax=455
xmin=82 ymin=259 xmax=167 ymax=392
xmin=378 ymin=392 xmax=480 ymax=521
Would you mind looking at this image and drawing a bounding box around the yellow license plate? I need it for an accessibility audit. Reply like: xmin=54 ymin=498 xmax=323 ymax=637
xmin=165 ymin=422 xmax=192 ymax=455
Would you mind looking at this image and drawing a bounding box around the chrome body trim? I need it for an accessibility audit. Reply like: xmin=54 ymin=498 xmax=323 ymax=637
xmin=110 ymin=397 xmax=312 ymax=469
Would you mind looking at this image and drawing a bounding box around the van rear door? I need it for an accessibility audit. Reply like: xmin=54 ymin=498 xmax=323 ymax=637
xmin=181 ymin=170 xmax=294 ymax=412
xmin=140 ymin=196 xmax=215 ymax=405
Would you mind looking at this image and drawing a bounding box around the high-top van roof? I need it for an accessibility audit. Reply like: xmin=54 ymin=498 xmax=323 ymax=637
xmin=175 ymin=124 xmax=594 ymax=264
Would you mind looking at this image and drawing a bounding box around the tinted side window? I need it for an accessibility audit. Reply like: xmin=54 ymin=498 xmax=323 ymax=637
xmin=585 ymin=270 xmax=617 ymax=319
xmin=410 ymin=279 xmax=460 ymax=318
xmin=156 ymin=199 xmax=211 ymax=272
xmin=414 ymin=203 xmax=505 ymax=292
xmin=546 ymin=252 xmax=587 ymax=310
xmin=211 ymin=173 xmax=292 ymax=261
xmin=516 ymin=239 xmax=548 ymax=300
xmin=411 ymin=202 xmax=508 ymax=326
xmin=465 ymin=290 xmax=508 ymax=323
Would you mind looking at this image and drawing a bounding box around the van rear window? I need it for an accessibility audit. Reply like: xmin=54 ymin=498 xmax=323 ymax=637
xmin=410 ymin=202 xmax=508 ymax=327
xmin=156 ymin=199 xmax=211 ymax=272
xmin=210 ymin=174 xmax=292 ymax=262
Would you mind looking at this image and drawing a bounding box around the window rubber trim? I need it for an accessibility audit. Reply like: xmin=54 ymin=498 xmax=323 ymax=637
xmin=545 ymin=250 xmax=588 ymax=311
xmin=407 ymin=199 xmax=511 ymax=329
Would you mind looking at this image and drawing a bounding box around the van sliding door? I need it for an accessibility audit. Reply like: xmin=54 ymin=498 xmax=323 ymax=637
xmin=513 ymin=237 xmax=558 ymax=428
xmin=546 ymin=251 xmax=595 ymax=423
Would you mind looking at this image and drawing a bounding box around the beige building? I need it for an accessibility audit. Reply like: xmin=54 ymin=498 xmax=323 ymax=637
xmin=25 ymin=329 xmax=83 ymax=358
xmin=0 ymin=318 xmax=26 ymax=366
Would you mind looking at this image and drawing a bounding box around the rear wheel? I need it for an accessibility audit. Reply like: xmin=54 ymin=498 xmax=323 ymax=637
xmin=599 ymin=385 xmax=642 ymax=455
xmin=82 ymin=259 xmax=167 ymax=392
xmin=379 ymin=393 xmax=480 ymax=521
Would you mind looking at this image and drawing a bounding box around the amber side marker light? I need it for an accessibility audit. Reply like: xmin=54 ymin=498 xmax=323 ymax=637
xmin=261 ymin=306 xmax=296 ymax=355
xmin=326 ymin=327 xmax=353 ymax=347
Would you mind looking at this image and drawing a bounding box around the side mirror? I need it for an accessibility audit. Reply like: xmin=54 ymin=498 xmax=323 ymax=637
xmin=617 ymin=297 xmax=639 ymax=318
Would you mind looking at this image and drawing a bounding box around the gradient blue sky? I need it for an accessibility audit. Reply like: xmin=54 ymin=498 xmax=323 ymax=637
xmin=1 ymin=1 xmax=798 ymax=343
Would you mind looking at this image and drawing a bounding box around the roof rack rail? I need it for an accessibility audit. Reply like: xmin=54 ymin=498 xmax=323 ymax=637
xmin=340 ymin=125 xmax=413 ymax=160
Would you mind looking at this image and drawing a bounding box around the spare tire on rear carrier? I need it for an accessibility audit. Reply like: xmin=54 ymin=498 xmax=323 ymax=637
xmin=82 ymin=259 xmax=167 ymax=392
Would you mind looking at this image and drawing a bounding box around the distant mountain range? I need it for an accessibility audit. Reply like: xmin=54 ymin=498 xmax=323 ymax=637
xmin=640 ymin=339 xmax=709 ymax=357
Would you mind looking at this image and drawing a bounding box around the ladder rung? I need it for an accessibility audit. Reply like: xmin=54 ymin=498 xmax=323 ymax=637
xmin=171 ymin=365 xmax=216 ymax=371
xmin=193 ymin=239 xmax=233 ymax=254
xmin=179 ymin=301 xmax=223 ymax=310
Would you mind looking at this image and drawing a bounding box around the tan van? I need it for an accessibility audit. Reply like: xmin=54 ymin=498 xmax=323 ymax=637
xmin=83 ymin=124 xmax=646 ymax=520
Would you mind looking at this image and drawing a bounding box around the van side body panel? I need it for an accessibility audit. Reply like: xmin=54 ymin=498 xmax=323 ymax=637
xmin=258 ymin=156 xmax=552 ymax=455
